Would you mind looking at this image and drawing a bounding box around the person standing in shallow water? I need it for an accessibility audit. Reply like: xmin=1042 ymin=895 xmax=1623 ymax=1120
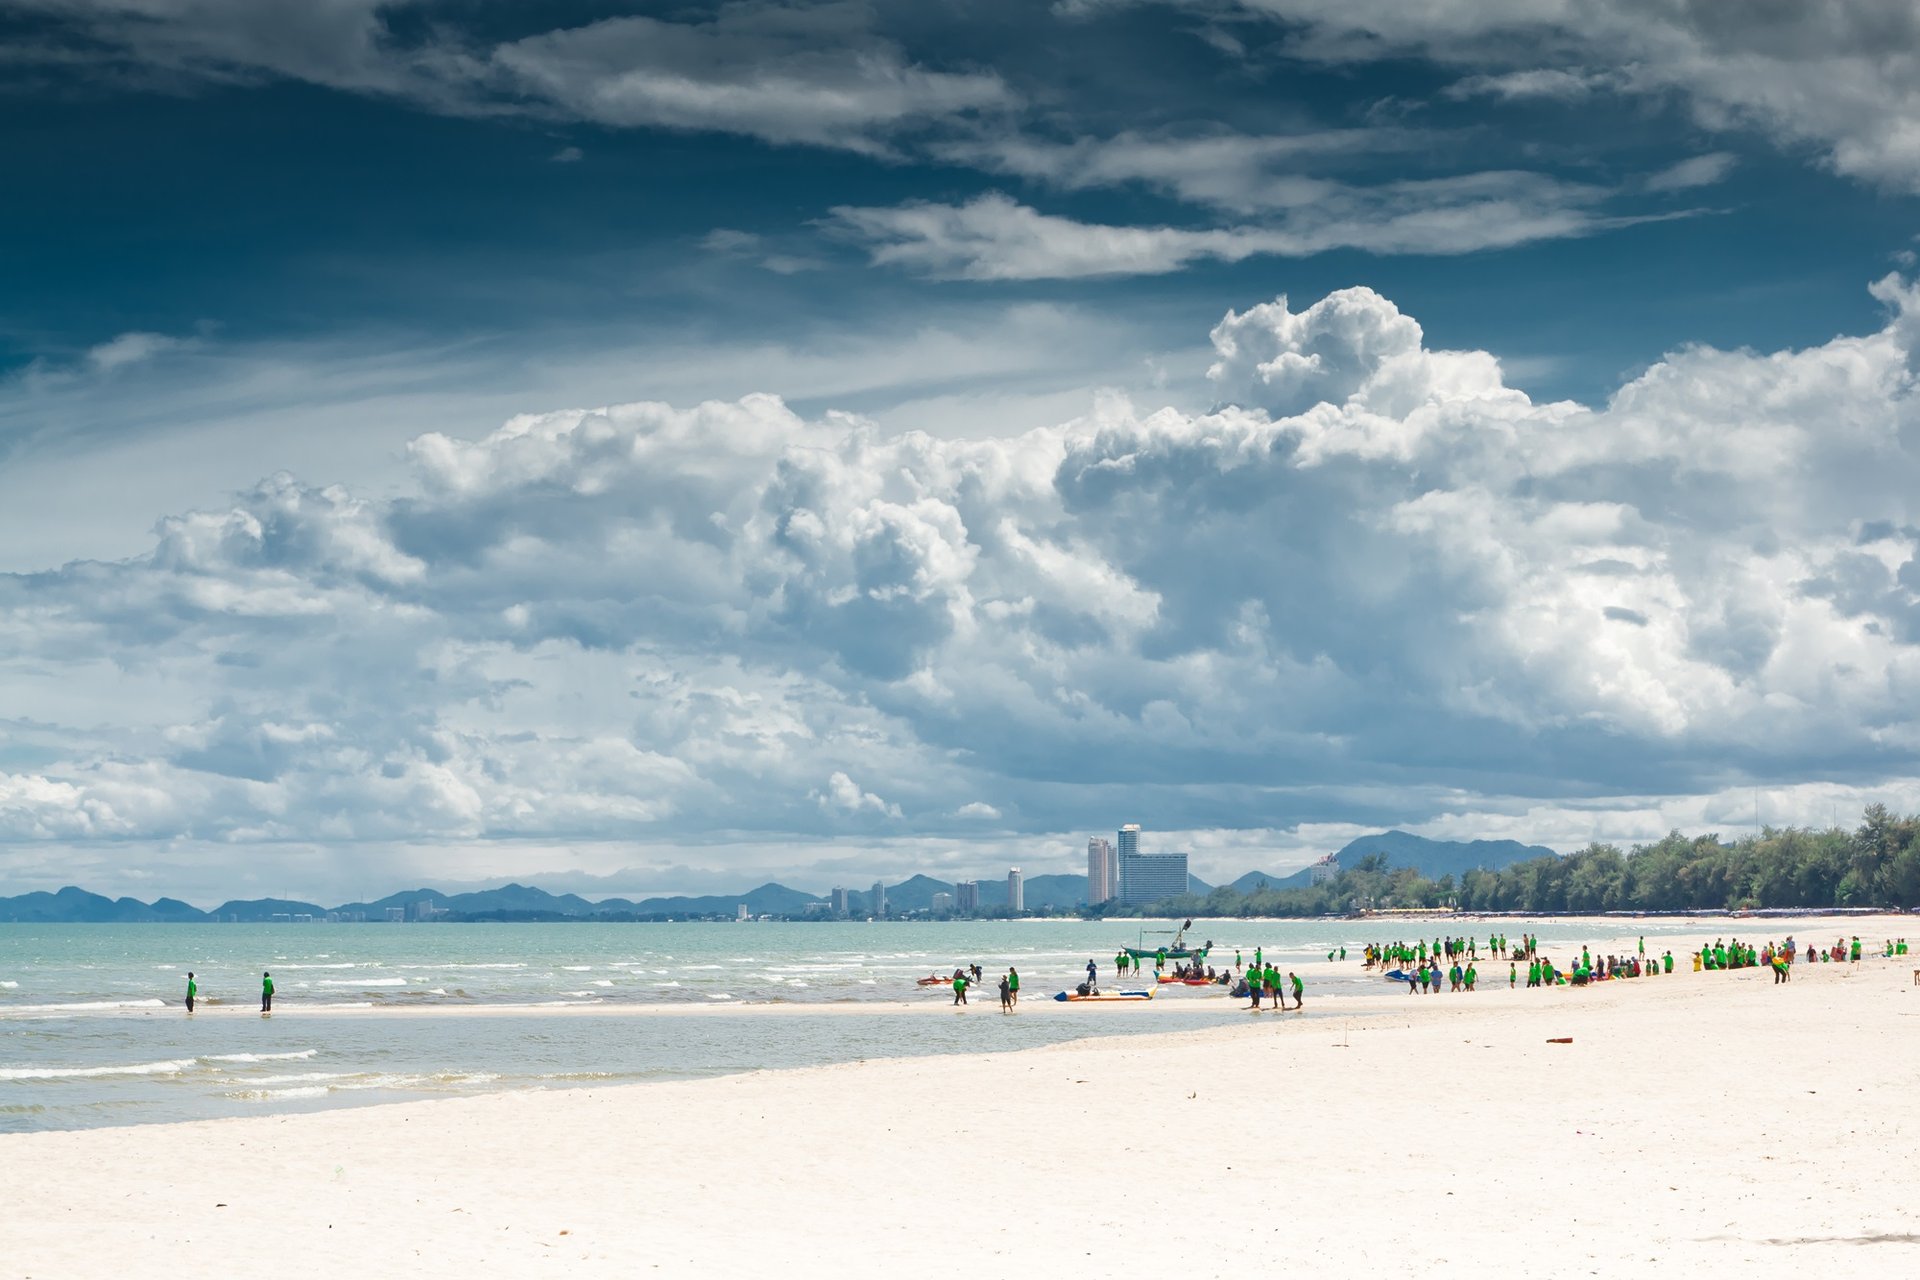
xmin=261 ymin=970 xmax=274 ymax=1015
xmin=1007 ymin=966 xmax=1020 ymax=1006
xmin=952 ymin=970 xmax=968 ymax=1006
xmin=185 ymin=971 xmax=196 ymax=1014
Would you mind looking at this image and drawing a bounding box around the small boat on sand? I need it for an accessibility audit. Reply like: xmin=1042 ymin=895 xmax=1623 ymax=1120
xmin=1054 ymin=988 xmax=1155 ymax=1002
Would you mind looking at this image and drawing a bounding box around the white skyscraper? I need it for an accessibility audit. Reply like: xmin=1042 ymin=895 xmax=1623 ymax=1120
xmin=1007 ymin=867 xmax=1024 ymax=913
xmin=1087 ymin=837 xmax=1116 ymax=905
xmin=1118 ymin=852 xmax=1189 ymax=906
xmin=1118 ymin=823 xmax=1140 ymax=859
xmin=871 ymin=880 xmax=887 ymax=917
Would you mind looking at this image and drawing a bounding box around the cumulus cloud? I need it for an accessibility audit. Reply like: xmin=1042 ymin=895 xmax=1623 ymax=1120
xmin=815 ymin=772 xmax=904 ymax=820
xmin=6 ymin=277 xmax=1920 ymax=891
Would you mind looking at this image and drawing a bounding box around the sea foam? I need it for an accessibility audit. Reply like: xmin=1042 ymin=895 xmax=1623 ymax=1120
xmin=0 ymin=1057 xmax=197 ymax=1080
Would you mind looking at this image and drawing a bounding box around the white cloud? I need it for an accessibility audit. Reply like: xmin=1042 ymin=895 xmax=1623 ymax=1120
xmin=474 ymin=5 xmax=1012 ymax=153
xmin=1219 ymin=0 xmax=1920 ymax=193
xmin=815 ymin=772 xmax=904 ymax=820
xmin=7 ymin=276 xmax=1920 ymax=895
xmin=1645 ymin=152 xmax=1737 ymax=192
xmin=85 ymin=331 xmax=186 ymax=372
xmin=1442 ymin=68 xmax=1621 ymax=103
xmin=939 ymin=128 xmax=1434 ymax=214
xmin=7 ymin=1 xmax=1011 ymax=154
xmin=827 ymin=180 xmax=1637 ymax=280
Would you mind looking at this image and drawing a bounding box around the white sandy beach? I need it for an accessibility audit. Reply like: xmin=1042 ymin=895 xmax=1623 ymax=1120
xmin=3 ymin=916 xmax=1916 ymax=1278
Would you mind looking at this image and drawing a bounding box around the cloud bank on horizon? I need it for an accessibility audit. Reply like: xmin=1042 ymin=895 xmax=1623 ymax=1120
xmin=4 ymin=1 xmax=1920 ymax=900
xmin=7 ymin=279 xmax=1920 ymax=897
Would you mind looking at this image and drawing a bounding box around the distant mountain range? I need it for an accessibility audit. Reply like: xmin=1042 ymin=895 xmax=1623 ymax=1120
xmin=0 ymin=832 xmax=1560 ymax=922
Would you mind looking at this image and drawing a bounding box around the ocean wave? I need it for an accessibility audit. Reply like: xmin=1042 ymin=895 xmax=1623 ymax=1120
xmin=230 ymin=1086 xmax=330 ymax=1102
xmin=589 ymin=980 xmax=613 ymax=987
xmin=247 ymin=1072 xmax=352 ymax=1085
xmin=317 ymin=979 xmax=407 ymax=987
xmin=0 ymin=1057 xmax=197 ymax=1080
xmin=0 ymin=981 xmax=16 ymax=989
xmin=0 ymin=999 xmax=166 ymax=1013
xmin=413 ymin=963 xmax=526 ymax=970
xmin=204 ymin=1050 xmax=318 ymax=1064
xmin=561 ymin=965 xmax=592 ymax=971
xmin=269 ymin=963 xmax=358 ymax=970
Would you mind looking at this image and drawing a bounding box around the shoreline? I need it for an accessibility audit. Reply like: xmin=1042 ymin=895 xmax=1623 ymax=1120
xmin=3 ymin=949 xmax=1914 ymax=1277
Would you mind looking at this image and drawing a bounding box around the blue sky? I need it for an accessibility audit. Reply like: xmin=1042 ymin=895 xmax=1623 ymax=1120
xmin=4 ymin=1 xmax=1920 ymax=903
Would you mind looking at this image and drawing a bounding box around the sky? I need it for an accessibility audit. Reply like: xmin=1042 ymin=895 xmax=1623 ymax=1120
xmin=3 ymin=0 xmax=1920 ymax=905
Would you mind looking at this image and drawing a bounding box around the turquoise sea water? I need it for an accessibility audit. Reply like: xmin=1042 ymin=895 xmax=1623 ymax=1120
xmin=0 ymin=917 xmax=1719 ymax=1132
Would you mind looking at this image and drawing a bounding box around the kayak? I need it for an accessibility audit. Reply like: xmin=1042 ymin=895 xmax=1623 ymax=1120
xmin=1054 ymin=989 xmax=1156 ymax=1002
xmin=1384 ymin=969 xmax=1413 ymax=983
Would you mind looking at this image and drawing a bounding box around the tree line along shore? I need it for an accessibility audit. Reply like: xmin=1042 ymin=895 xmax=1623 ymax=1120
xmin=1097 ymin=805 xmax=1920 ymax=919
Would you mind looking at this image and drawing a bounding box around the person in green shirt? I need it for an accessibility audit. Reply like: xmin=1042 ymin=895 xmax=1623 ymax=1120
xmin=1465 ymin=964 xmax=1477 ymax=992
xmin=1509 ymin=962 xmax=1517 ymax=988
xmin=185 ymin=971 xmax=197 ymax=1014
xmin=1338 ymin=946 xmax=1346 ymax=961
xmin=1850 ymin=936 xmax=1862 ymax=962
xmin=260 ymin=971 xmax=274 ymax=1015
xmin=1527 ymin=959 xmax=1540 ymax=988
xmin=1007 ymin=967 xmax=1020 ymax=1006
xmin=952 ymin=972 xmax=969 ymax=1005
xmin=1662 ymin=950 xmax=1673 ymax=974
xmin=1288 ymin=971 xmax=1303 ymax=1010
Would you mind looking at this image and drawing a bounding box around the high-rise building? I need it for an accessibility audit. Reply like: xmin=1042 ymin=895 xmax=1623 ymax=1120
xmin=871 ymin=880 xmax=888 ymax=918
xmin=1118 ymin=851 xmax=1188 ymax=906
xmin=955 ymin=880 xmax=980 ymax=912
xmin=931 ymin=891 xmax=953 ymax=915
xmin=1118 ymin=823 xmax=1141 ymax=859
xmin=830 ymin=886 xmax=851 ymax=916
xmin=1007 ymin=867 xmax=1024 ymax=912
xmin=1087 ymin=837 xmax=1116 ymax=905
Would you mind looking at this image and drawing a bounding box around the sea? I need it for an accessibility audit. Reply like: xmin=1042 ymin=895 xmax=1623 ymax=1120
xmin=1 ymin=916 xmax=1724 ymax=1133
